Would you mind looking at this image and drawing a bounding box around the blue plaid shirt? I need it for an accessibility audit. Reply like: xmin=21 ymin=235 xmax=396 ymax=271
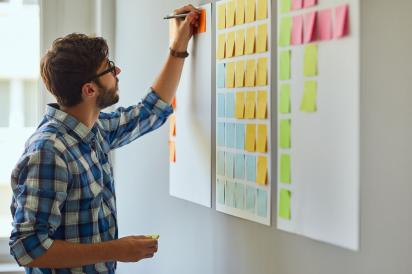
xmin=9 ymin=90 xmax=173 ymax=273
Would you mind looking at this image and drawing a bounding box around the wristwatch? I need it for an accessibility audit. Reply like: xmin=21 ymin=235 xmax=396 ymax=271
xmin=169 ymin=47 xmax=189 ymax=58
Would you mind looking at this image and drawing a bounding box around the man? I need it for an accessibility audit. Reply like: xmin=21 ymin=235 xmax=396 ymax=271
xmin=9 ymin=5 xmax=200 ymax=273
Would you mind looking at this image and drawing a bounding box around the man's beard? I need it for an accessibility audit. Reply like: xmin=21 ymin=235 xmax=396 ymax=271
xmin=96 ymin=80 xmax=119 ymax=109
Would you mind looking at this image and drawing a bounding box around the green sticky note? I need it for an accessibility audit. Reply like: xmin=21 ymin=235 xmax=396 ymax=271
xmin=279 ymin=189 xmax=291 ymax=220
xmin=280 ymin=154 xmax=291 ymax=184
xmin=304 ymin=44 xmax=318 ymax=77
xmin=279 ymin=84 xmax=291 ymax=113
xmin=279 ymin=119 xmax=291 ymax=149
xmin=147 ymin=234 xmax=160 ymax=239
xmin=280 ymin=0 xmax=291 ymax=13
xmin=300 ymin=80 xmax=317 ymax=112
xmin=279 ymin=50 xmax=291 ymax=81
xmin=279 ymin=17 xmax=292 ymax=47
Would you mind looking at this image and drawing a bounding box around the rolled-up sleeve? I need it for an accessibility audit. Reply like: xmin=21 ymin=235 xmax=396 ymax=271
xmin=98 ymin=88 xmax=174 ymax=149
xmin=9 ymin=148 xmax=68 ymax=266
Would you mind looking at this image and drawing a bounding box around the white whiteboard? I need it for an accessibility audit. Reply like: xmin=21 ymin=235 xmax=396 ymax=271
xmin=169 ymin=3 xmax=212 ymax=208
xmin=276 ymin=0 xmax=360 ymax=250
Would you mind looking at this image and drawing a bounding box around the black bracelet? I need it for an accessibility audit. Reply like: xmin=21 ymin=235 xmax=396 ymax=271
xmin=169 ymin=47 xmax=189 ymax=58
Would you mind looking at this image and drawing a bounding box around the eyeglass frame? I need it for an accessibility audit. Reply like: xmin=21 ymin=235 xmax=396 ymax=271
xmin=86 ymin=60 xmax=117 ymax=83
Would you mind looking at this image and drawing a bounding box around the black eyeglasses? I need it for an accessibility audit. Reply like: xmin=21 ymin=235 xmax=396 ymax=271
xmin=87 ymin=60 xmax=117 ymax=83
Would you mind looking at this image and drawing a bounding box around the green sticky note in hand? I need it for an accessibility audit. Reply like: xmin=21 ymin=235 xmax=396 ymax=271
xmin=279 ymin=16 xmax=292 ymax=47
xmin=279 ymin=50 xmax=291 ymax=81
xmin=300 ymin=80 xmax=317 ymax=112
xmin=279 ymin=119 xmax=291 ymax=149
xmin=280 ymin=154 xmax=291 ymax=184
xmin=304 ymin=44 xmax=318 ymax=77
xmin=148 ymin=234 xmax=160 ymax=240
xmin=279 ymin=84 xmax=291 ymax=113
xmin=279 ymin=189 xmax=291 ymax=220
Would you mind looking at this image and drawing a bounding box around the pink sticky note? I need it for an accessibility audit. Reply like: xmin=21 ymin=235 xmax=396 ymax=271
xmin=335 ymin=4 xmax=349 ymax=38
xmin=292 ymin=0 xmax=303 ymax=10
xmin=291 ymin=15 xmax=303 ymax=45
xmin=318 ymin=9 xmax=332 ymax=41
xmin=303 ymin=0 xmax=317 ymax=8
xmin=304 ymin=11 xmax=317 ymax=43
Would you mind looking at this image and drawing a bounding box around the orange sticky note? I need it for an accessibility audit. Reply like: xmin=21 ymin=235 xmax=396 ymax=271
xmin=245 ymin=26 xmax=256 ymax=55
xmin=245 ymin=124 xmax=256 ymax=152
xmin=169 ymin=114 xmax=176 ymax=138
xmin=172 ymin=97 xmax=177 ymax=109
xmin=256 ymin=24 xmax=268 ymax=53
xmin=194 ymin=9 xmax=206 ymax=34
xmin=244 ymin=91 xmax=256 ymax=119
xmin=256 ymin=57 xmax=268 ymax=86
xmin=256 ymin=90 xmax=267 ymax=119
xmin=226 ymin=31 xmax=235 ymax=58
xmin=226 ymin=1 xmax=236 ymax=27
xmin=236 ymin=0 xmax=245 ymax=25
xmin=226 ymin=62 xmax=236 ymax=88
xmin=256 ymin=155 xmax=267 ymax=185
xmin=235 ymin=92 xmax=245 ymax=119
xmin=235 ymin=60 xmax=245 ymax=88
xmin=217 ymin=34 xmax=226 ymax=60
xmin=256 ymin=124 xmax=267 ymax=152
xmin=245 ymin=59 xmax=256 ymax=87
xmin=235 ymin=29 xmax=245 ymax=56
xmin=217 ymin=4 xmax=226 ymax=29
xmin=169 ymin=141 xmax=176 ymax=163
xmin=245 ymin=0 xmax=255 ymax=23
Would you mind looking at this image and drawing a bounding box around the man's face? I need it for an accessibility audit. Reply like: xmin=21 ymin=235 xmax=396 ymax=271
xmin=94 ymin=60 xmax=121 ymax=109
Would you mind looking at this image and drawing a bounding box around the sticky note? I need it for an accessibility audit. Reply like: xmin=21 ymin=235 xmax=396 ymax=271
xmin=169 ymin=141 xmax=176 ymax=163
xmin=217 ymin=63 xmax=225 ymax=88
xmin=279 ymin=16 xmax=292 ymax=47
xmin=303 ymin=0 xmax=317 ymax=8
xmin=256 ymin=155 xmax=267 ymax=185
xmin=300 ymin=80 xmax=317 ymax=112
xmin=226 ymin=31 xmax=235 ymax=58
xmin=256 ymin=124 xmax=267 ymax=153
xmin=147 ymin=234 xmax=160 ymax=240
xmin=318 ymin=9 xmax=333 ymax=41
xmin=245 ymin=27 xmax=256 ymax=55
xmin=226 ymin=93 xmax=235 ymax=118
xmin=169 ymin=114 xmax=176 ymax=138
xmin=335 ymin=4 xmax=349 ymax=38
xmin=245 ymin=124 xmax=256 ymax=152
xmin=217 ymin=34 xmax=226 ymax=60
xmin=225 ymin=180 xmax=235 ymax=207
xmin=279 ymin=50 xmax=291 ymax=81
xmin=225 ymin=152 xmax=235 ymax=178
xmin=280 ymin=154 xmax=291 ymax=184
xmin=172 ymin=96 xmax=176 ymax=109
xmin=279 ymin=189 xmax=291 ymax=220
xmin=244 ymin=91 xmax=256 ymax=119
xmin=217 ymin=123 xmax=225 ymax=146
xmin=235 ymin=124 xmax=245 ymax=149
xmin=236 ymin=0 xmax=245 ymax=25
xmin=279 ymin=84 xmax=291 ymax=113
xmin=257 ymin=0 xmax=267 ymax=20
xmin=257 ymin=188 xmax=267 ymax=217
xmin=235 ymin=29 xmax=245 ymax=56
xmin=245 ymin=59 xmax=256 ymax=87
xmin=217 ymin=4 xmax=226 ymax=30
xmin=195 ymin=9 xmax=206 ymax=34
xmin=279 ymin=119 xmax=291 ymax=149
xmin=217 ymin=178 xmax=225 ymax=204
xmin=256 ymin=57 xmax=268 ymax=86
xmin=226 ymin=62 xmax=235 ymax=88
xmin=304 ymin=44 xmax=318 ymax=77
xmin=235 ymin=60 xmax=245 ymax=87
xmin=256 ymin=24 xmax=268 ymax=53
xmin=235 ymin=92 xmax=245 ymax=118
xmin=235 ymin=153 xmax=245 ymax=179
xmin=245 ymin=0 xmax=255 ymax=23
xmin=217 ymin=151 xmax=225 ymax=175
xmin=234 ymin=182 xmax=245 ymax=209
xmin=226 ymin=1 xmax=236 ymax=27
xmin=292 ymin=0 xmax=302 ymax=10
xmin=246 ymin=155 xmax=256 ymax=182
xmin=304 ymin=11 xmax=317 ymax=43
xmin=256 ymin=90 xmax=267 ymax=119
xmin=291 ymin=15 xmax=303 ymax=45
xmin=226 ymin=123 xmax=236 ymax=148
xmin=280 ymin=0 xmax=291 ymax=13
xmin=245 ymin=186 xmax=256 ymax=212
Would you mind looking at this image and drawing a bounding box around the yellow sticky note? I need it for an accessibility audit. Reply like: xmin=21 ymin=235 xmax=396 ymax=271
xmin=300 ymin=80 xmax=317 ymax=112
xmin=226 ymin=62 xmax=236 ymax=88
xmin=245 ymin=124 xmax=256 ymax=152
xmin=245 ymin=26 xmax=256 ymax=55
xmin=235 ymin=29 xmax=245 ymax=56
xmin=218 ymin=5 xmax=226 ymax=29
xmin=257 ymin=0 xmax=267 ymax=20
xmin=256 ymin=124 xmax=267 ymax=152
xmin=236 ymin=0 xmax=245 ymax=25
xmin=256 ymin=24 xmax=268 ymax=53
xmin=304 ymin=44 xmax=318 ymax=77
xmin=235 ymin=60 xmax=245 ymax=87
xmin=226 ymin=31 xmax=235 ymax=58
xmin=217 ymin=34 xmax=226 ymax=60
xmin=244 ymin=91 xmax=256 ymax=119
xmin=256 ymin=90 xmax=267 ymax=119
xmin=226 ymin=1 xmax=236 ymax=27
xmin=235 ymin=92 xmax=245 ymax=118
xmin=245 ymin=59 xmax=256 ymax=87
xmin=245 ymin=0 xmax=256 ymax=23
xmin=256 ymin=57 xmax=268 ymax=86
xmin=256 ymin=155 xmax=267 ymax=185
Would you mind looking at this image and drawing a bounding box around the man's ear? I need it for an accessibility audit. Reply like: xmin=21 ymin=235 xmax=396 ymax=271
xmin=81 ymin=82 xmax=97 ymax=99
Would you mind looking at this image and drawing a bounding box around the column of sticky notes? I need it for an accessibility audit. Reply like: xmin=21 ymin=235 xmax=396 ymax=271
xmin=169 ymin=97 xmax=177 ymax=163
xmin=216 ymin=0 xmax=271 ymax=225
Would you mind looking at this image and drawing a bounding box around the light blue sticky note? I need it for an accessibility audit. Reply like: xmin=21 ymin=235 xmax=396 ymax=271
xmin=217 ymin=94 xmax=225 ymax=118
xmin=225 ymin=152 xmax=234 ymax=178
xmin=217 ymin=63 xmax=226 ymax=88
xmin=226 ymin=93 xmax=235 ymax=118
xmin=246 ymin=155 xmax=256 ymax=182
xmin=226 ymin=123 xmax=236 ymax=148
xmin=235 ymin=153 xmax=245 ymax=179
xmin=257 ymin=189 xmax=267 ymax=217
xmin=246 ymin=186 xmax=256 ymax=213
xmin=234 ymin=182 xmax=245 ymax=209
xmin=235 ymin=124 xmax=245 ymax=149
xmin=217 ymin=151 xmax=225 ymax=176
xmin=217 ymin=123 xmax=225 ymax=147
xmin=225 ymin=180 xmax=236 ymax=207
xmin=217 ymin=178 xmax=225 ymax=204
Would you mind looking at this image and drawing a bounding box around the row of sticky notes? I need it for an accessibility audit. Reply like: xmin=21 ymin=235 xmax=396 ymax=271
xmin=219 ymin=58 xmax=268 ymax=88
xmin=217 ymin=0 xmax=268 ymax=30
xmin=217 ymin=24 xmax=268 ymax=60
xmin=217 ymin=91 xmax=267 ymax=119
xmin=278 ymin=188 xmax=291 ymax=219
xmin=279 ymin=81 xmax=318 ymax=114
xmin=279 ymin=44 xmax=318 ymax=81
xmin=280 ymin=0 xmax=317 ymax=13
xmin=217 ymin=179 xmax=268 ymax=217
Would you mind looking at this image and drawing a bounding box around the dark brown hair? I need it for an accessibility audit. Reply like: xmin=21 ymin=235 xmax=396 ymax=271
xmin=40 ymin=33 xmax=109 ymax=107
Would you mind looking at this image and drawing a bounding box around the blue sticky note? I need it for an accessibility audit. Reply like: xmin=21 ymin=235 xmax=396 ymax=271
xmin=246 ymin=155 xmax=256 ymax=182
xmin=217 ymin=151 xmax=225 ymax=176
xmin=225 ymin=180 xmax=236 ymax=207
xmin=226 ymin=123 xmax=236 ymax=148
xmin=234 ymin=182 xmax=245 ymax=209
xmin=257 ymin=188 xmax=267 ymax=217
xmin=225 ymin=152 xmax=234 ymax=178
xmin=217 ymin=63 xmax=226 ymax=88
xmin=217 ymin=178 xmax=225 ymax=204
xmin=217 ymin=94 xmax=225 ymax=118
xmin=235 ymin=124 xmax=245 ymax=149
xmin=235 ymin=153 xmax=245 ymax=179
xmin=226 ymin=93 xmax=235 ymax=118
xmin=246 ymin=186 xmax=256 ymax=212
xmin=217 ymin=123 xmax=225 ymax=147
